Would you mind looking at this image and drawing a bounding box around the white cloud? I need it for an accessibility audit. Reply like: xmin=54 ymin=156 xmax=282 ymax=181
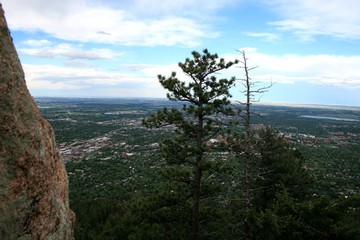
xmin=264 ymin=0 xmax=360 ymax=41
xmin=1 ymin=0 xmax=230 ymax=47
xmin=225 ymin=48 xmax=360 ymax=88
xmin=22 ymin=39 xmax=52 ymax=47
xmin=19 ymin=43 xmax=121 ymax=60
xmin=243 ymin=32 xmax=280 ymax=42
xmin=24 ymin=64 xmax=147 ymax=86
xmin=22 ymin=62 xmax=180 ymax=97
xmin=63 ymin=61 xmax=95 ymax=68
xmin=120 ymin=0 xmax=240 ymax=17
xmin=21 ymin=48 xmax=360 ymax=98
xmin=23 ymin=60 xmax=218 ymax=97
xmin=120 ymin=63 xmax=181 ymax=77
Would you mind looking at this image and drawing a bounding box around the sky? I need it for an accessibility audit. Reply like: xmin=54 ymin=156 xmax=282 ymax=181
xmin=2 ymin=0 xmax=360 ymax=106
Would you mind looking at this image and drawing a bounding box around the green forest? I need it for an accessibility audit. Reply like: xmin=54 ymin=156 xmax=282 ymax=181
xmin=39 ymin=50 xmax=360 ymax=240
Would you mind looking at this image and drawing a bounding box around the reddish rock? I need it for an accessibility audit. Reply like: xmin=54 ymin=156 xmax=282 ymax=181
xmin=0 ymin=3 xmax=74 ymax=239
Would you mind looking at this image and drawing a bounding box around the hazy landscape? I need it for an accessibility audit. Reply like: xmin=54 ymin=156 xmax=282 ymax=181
xmin=2 ymin=1 xmax=360 ymax=239
xmin=36 ymin=97 xmax=360 ymax=239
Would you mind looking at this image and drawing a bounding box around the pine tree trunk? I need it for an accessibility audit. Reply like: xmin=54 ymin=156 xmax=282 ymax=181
xmin=243 ymin=51 xmax=253 ymax=240
xmin=191 ymin=113 xmax=204 ymax=240
xmin=191 ymin=160 xmax=202 ymax=240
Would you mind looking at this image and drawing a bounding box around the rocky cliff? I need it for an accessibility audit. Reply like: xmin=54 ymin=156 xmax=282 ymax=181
xmin=0 ymin=3 xmax=75 ymax=240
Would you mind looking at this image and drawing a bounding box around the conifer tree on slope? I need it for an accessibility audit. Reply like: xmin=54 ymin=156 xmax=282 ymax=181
xmin=227 ymin=50 xmax=310 ymax=239
xmin=143 ymin=49 xmax=238 ymax=240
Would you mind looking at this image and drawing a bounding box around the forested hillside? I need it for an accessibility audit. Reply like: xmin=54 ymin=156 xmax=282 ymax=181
xmin=38 ymin=50 xmax=360 ymax=240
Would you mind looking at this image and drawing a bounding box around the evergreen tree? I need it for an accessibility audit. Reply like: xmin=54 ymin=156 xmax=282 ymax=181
xmin=235 ymin=50 xmax=273 ymax=211
xmin=226 ymin=50 xmax=311 ymax=239
xmin=253 ymin=127 xmax=312 ymax=210
xmin=225 ymin=50 xmax=273 ymax=239
xmin=249 ymin=190 xmax=360 ymax=240
xmin=143 ymin=49 xmax=238 ymax=240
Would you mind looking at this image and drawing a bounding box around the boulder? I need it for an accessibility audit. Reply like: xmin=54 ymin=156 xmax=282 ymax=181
xmin=0 ymin=3 xmax=75 ymax=239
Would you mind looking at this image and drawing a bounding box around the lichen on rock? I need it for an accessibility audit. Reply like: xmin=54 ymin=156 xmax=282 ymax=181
xmin=0 ymin=3 xmax=75 ymax=239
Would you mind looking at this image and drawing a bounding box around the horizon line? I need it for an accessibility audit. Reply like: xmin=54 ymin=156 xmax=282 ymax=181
xmin=33 ymin=96 xmax=360 ymax=109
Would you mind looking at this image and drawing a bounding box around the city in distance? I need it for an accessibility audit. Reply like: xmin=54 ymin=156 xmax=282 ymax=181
xmin=36 ymin=97 xmax=360 ymax=239
xmin=36 ymin=97 xmax=360 ymax=197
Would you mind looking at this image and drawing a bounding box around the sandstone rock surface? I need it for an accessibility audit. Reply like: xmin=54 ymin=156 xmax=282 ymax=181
xmin=0 ymin=3 xmax=75 ymax=239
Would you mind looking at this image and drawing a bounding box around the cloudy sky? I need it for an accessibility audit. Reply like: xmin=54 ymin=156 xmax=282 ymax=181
xmin=2 ymin=0 xmax=360 ymax=105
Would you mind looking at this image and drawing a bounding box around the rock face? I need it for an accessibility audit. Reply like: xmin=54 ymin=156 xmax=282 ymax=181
xmin=0 ymin=4 xmax=75 ymax=240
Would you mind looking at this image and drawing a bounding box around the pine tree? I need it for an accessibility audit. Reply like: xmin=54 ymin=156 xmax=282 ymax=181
xmin=225 ymin=50 xmax=273 ymax=239
xmin=143 ymin=49 xmax=238 ymax=240
xmin=226 ymin=50 xmax=312 ymax=239
xmin=236 ymin=50 xmax=273 ymax=211
xmin=253 ymin=127 xmax=312 ymax=210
